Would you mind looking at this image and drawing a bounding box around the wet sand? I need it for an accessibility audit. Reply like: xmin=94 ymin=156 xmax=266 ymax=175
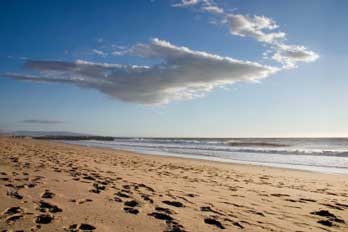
xmin=0 ymin=137 xmax=347 ymax=231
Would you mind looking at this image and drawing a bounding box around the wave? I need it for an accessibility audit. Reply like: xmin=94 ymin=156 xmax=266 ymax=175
xmin=64 ymin=139 xmax=348 ymax=174
xmin=232 ymin=148 xmax=348 ymax=157
xmin=81 ymin=140 xmax=348 ymax=158
xmin=226 ymin=141 xmax=288 ymax=147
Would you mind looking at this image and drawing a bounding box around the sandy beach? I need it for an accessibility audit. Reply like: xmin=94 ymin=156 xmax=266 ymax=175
xmin=0 ymin=137 xmax=347 ymax=232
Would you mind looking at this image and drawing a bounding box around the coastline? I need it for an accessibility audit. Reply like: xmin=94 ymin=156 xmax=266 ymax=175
xmin=1 ymin=137 xmax=347 ymax=231
xmin=64 ymin=139 xmax=348 ymax=175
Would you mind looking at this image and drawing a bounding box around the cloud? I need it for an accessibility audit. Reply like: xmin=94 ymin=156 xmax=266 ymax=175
xmin=272 ymin=44 xmax=319 ymax=69
xmin=3 ymin=39 xmax=278 ymax=105
xmin=223 ymin=14 xmax=319 ymax=67
xmin=172 ymin=1 xmax=319 ymax=69
xmin=112 ymin=45 xmax=127 ymax=50
xmin=225 ymin=14 xmax=285 ymax=43
xmin=173 ymin=1 xmax=283 ymax=43
xmin=173 ymin=0 xmax=224 ymax=14
xmin=20 ymin=119 xmax=65 ymax=124
xmin=92 ymin=49 xmax=107 ymax=57
xmin=112 ymin=50 xmax=127 ymax=56
xmin=111 ymin=45 xmax=128 ymax=56
xmin=172 ymin=0 xmax=200 ymax=7
xmin=202 ymin=5 xmax=224 ymax=14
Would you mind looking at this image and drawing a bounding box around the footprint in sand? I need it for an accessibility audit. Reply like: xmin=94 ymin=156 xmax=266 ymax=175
xmin=79 ymin=223 xmax=97 ymax=231
xmin=155 ymin=207 xmax=172 ymax=215
xmin=335 ymin=202 xmax=348 ymax=209
xmin=299 ymin=198 xmax=316 ymax=203
xmin=77 ymin=199 xmax=93 ymax=204
xmin=162 ymin=200 xmax=184 ymax=208
xmin=37 ymin=201 xmax=62 ymax=213
xmin=115 ymin=192 xmax=130 ymax=198
xmin=149 ymin=212 xmax=173 ymax=221
xmin=82 ymin=175 xmax=95 ymax=181
xmin=2 ymin=206 xmax=24 ymax=216
xmin=204 ymin=218 xmax=225 ymax=229
xmin=123 ymin=207 xmax=139 ymax=215
xmin=140 ymin=194 xmax=154 ymax=203
xmin=5 ymin=214 xmax=23 ymax=223
xmin=25 ymin=182 xmax=37 ymax=188
xmin=124 ymin=200 xmax=139 ymax=207
xmin=35 ymin=214 xmax=54 ymax=224
xmin=270 ymin=193 xmax=290 ymax=197
xmin=317 ymin=220 xmax=333 ymax=227
xmin=311 ymin=210 xmax=345 ymax=225
xmin=41 ymin=190 xmax=55 ymax=199
xmin=201 ymin=206 xmax=224 ymax=216
xmin=0 ymin=176 xmax=10 ymax=181
xmin=66 ymin=223 xmax=96 ymax=231
xmin=167 ymin=221 xmax=185 ymax=232
xmin=2 ymin=206 xmax=24 ymax=223
xmin=321 ymin=203 xmax=343 ymax=210
xmin=6 ymin=189 xmax=23 ymax=200
xmin=113 ymin=196 xmax=123 ymax=202
xmin=185 ymin=193 xmax=197 ymax=198
xmin=148 ymin=212 xmax=185 ymax=232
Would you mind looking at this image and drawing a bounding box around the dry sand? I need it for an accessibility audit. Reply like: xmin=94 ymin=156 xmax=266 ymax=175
xmin=0 ymin=137 xmax=347 ymax=231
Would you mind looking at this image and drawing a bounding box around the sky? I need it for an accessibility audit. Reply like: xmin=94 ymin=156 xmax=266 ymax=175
xmin=0 ymin=0 xmax=347 ymax=137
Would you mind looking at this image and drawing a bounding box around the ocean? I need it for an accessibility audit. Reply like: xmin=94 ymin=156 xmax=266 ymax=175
xmin=65 ymin=137 xmax=348 ymax=174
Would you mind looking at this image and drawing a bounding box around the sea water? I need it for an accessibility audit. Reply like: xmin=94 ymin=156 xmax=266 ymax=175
xmin=66 ymin=137 xmax=348 ymax=174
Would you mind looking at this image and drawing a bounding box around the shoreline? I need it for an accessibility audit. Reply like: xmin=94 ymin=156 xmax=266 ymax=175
xmin=1 ymin=137 xmax=348 ymax=231
xmin=63 ymin=140 xmax=348 ymax=175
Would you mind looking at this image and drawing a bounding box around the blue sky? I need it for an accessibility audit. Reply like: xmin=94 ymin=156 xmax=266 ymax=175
xmin=0 ymin=0 xmax=347 ymax=137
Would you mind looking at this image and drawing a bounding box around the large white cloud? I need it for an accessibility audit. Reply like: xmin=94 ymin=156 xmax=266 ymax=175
xmin=4 ymin=39 xmax=278 ymax=105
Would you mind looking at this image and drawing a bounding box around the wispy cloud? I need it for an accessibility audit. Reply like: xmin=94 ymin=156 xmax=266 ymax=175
xmin=272 ymin=43 xmax=320 ymax=69
xmin=173 ymin=0 xmax=224 ymax=14
xmin=3 ymin=38 xmax=278 ymax=105
xmin=20 ymin=119 xmax=65 ymax=124
xmin=225 ymin=14 xmax=285 ymax=43
xmin=224 ymin=14 xmax=319 ymax=68
xmin=202 ymin=5 xmax=224 ymax=14
xmin=92 ymin=49 xmax=107 ymax=57
xmin=172 ymin=0 xmax=200 ymax=7
xmin=172 ymin=0 xmax=319 ymax=68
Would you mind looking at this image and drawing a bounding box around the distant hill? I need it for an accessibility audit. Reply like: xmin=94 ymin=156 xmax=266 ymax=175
xmin=10 ymin=131 xmax=93 ymax=137
xmin=9 ymin=130 xmax=114 ymax=141
xmin=33 ymin=135 xmax=115 ymax=141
